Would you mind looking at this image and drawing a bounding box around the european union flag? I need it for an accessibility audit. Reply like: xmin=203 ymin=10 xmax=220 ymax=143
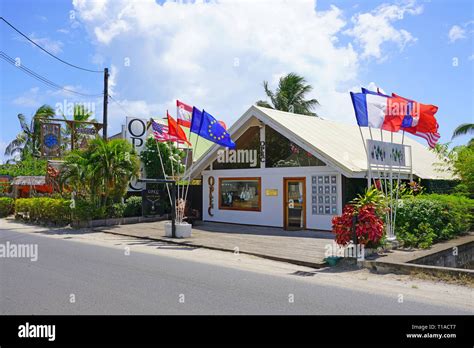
xmin=190 ymin=108 xmax=236 ymax=149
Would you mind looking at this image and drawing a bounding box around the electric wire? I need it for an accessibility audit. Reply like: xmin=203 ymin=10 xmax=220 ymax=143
xmin=0 ymin=16 xmax=103 ymax=73
xmin=0 ymin=50 xmax=103 ymax=97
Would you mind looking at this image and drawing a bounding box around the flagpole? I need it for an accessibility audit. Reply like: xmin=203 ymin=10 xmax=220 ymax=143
xmin=180 ymin=131 xmax=193 ymax=218
xmin=154 ymin=136 xmax=172 ymax=207
xmin=368 ymin=126 xmax=384 ymax=190
xmin=388 ymin=131 xmax=395 ymax=240
xmin=183 ymin=108 xmax=205 ymax=217
xmin=358 ymin=126 xmax=377 ymax=189
xmin=183 ymin=132 xmax=200 ymax=214
xmin=392 ymin=130 xmax=405 ymax=239
xmin=177 ymin=103 xmax=193 ymax=223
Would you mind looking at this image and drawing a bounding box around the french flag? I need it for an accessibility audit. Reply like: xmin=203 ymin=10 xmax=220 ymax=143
xmin=350 ymin=91 xmax=404 ymax=132
xmin=355 ymin=88 xmax=440 ymax=148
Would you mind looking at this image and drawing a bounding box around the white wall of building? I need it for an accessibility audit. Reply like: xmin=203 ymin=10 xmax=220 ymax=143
xmin=202 ymin=166 xmax=342 ymax=231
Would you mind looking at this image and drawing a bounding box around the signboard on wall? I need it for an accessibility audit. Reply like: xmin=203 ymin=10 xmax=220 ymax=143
xmin=367 ymin=139 xmax=406 ymax=167
xmin=40 ymin=123 xmax=61 ymax=157
xmin=126 ymin=117 xmax=148 ymax=191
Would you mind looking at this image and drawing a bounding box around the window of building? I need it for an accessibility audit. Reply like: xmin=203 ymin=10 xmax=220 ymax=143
xmin=219 ymin=177 xmax=261 ymax=211
xmin=265 ymin=125 xmax=326 ymax=168
xmin=311 ymin=175 xmax=338 ymax=215
xmin=212 ymin=126 xmax=261 ymax=169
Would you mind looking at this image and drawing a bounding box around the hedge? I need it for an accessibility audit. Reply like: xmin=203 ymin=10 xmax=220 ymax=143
xmin=124 ymin=196 xmax=142 ymax=217
xmin=15 ymin=198 xmax=72 ymax=225
xmin=0 ymin=197 xmax=14 ymax=217
xmin=395 ymin=194 xmax=473 ymax=248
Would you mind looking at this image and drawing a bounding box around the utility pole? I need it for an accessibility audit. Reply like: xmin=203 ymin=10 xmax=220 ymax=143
xmin=102 ymin=67 xmax=109 ymax=140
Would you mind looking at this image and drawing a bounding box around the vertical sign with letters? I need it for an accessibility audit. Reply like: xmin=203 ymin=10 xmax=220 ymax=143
xmin=126 ymin=117 xmax=147 ymax=191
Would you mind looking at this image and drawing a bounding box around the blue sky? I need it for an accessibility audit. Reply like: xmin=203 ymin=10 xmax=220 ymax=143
xmin=0 ymin=0 xmax=473 ymax=163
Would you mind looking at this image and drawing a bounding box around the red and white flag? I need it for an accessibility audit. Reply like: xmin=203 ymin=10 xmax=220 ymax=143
xmin=151 ymin=119 xmax=187 ymax=144
xmin=177 ymin=100 xmax=192 ymax=128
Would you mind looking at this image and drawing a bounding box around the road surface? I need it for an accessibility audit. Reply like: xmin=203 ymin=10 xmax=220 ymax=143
xmin=0 ymin=227 xmax=472 ymax=315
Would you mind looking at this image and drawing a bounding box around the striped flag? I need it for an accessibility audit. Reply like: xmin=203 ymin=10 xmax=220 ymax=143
xmin=391 ymin=93 xmax=440 ymax=148
xmin=411 ymin=130 xmax=440 ymax=148
xmin=151 ymin=119 xmax=187 ymax=144
xmin=177 ymin=100 xmax=192 ymax=127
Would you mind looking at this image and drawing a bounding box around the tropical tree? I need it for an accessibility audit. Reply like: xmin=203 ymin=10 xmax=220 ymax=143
xmin=452 ymin=123 xmax=474 ymax=138
xmin=4 ymin=105 xmax=55 ymax=161
xmin=256 ymin=73 xmax=319 ymax=116
xmin=140 ymin=137 xmax=185 ymax=179
xmin=452 ymin=123 xmax=473 ymax=146
xmin=61 ymin=104 xmax=97 ymax=151
xmin=61 ymin=138 xmax=140 ymax=205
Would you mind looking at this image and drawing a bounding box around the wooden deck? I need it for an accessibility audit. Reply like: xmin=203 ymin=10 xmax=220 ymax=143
xmin=96 ymin=221 xmax=334 ymax=268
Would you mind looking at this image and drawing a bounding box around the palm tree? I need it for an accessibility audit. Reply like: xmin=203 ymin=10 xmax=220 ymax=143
xmin=61 ymin=138 xmax=140 ymax=205
xmin=256 ymin=73 xmax=319 ymax=116
xmin=4 ymin=105 xmax=55 ymax=160
xmin=61 ymin=104 xmax=97 ymax=151
xmin=452 ymin=123 xmax=473 ymax=142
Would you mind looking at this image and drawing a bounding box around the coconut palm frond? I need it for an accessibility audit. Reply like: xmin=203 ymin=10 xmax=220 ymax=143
xmin=452 ymin=123 xmax=474 ymax=139
xmin=256 ymin=73 xmax=319 ymax=116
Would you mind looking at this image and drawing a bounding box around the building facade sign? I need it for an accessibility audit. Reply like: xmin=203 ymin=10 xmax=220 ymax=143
xmin=126 ymin=117 xmax=148 ymax=191
xmin=367 ymin=139 xmax=406 ymax=167
xmin=208 ymin=176 xmax=215 ymax=217
xmin=40 ymin=123 xmax=61 ymax=158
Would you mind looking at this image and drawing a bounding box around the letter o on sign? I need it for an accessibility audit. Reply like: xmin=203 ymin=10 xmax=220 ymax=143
xmin=208 ymin=176 xmax=215 ymax=186
xmin=128 ymin=119 xmax=146 ymax=138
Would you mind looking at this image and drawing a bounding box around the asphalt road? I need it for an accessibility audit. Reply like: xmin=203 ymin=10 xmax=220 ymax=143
xmin=0 ymin=229 xmax=471 ymax=315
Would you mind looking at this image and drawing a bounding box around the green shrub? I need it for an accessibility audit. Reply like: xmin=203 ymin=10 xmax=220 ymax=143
xmin=124 ymin=196 xmax=142 ymax=217
xmin=0 ymin=197 xmax=14 ymax=217
xmin=14 ymin=198 xmax=71 ymax=225
xmin=72 ymin=199 xmax=106 ymax=221
xmin=396 ymin=194 xmax=473 ymax=248
xmin=107 ymin=202 xmax=126 ymax=218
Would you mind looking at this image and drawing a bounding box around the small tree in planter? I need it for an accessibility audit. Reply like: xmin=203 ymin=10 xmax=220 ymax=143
xmin=332 ymin=188 xmax=387 ymax=249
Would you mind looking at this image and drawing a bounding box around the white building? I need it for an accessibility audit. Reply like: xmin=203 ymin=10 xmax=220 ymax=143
xmin=188 ymin=105 xmax=452 ymax=231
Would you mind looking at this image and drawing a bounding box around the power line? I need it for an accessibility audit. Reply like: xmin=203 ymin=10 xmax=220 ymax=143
xmin=0 ymin=51 xmax=103 ymax=97
xmin=0 ymin=16 xmax=103 ymax=73
xmin=109 ymin=95 xmax=133 ymax=117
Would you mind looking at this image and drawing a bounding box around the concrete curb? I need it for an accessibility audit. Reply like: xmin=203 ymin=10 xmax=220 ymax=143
xmin=98 ymin=228 xmax=328 ymax=269
xmin=360 ymin=260 xmax=474 ymax=279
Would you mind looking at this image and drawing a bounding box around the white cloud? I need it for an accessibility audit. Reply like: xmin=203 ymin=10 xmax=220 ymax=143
xmin=70 ymin=0 xmax=419 ymax=135
xmin=366 ymin=82 xmax=387 ymax=95
xmin=344 ymin=0 xmax=422 ymax=59
xmin=448 ymin=25 xmax=466 ymax=43
xmin=12 ymin=87 xmax=41 ymax=107
xmin=469 ymin=53 xmax=474 ymax=61
xmin=28 ymin=34 xmax=63 ymax=54
xmin=71 ymin=0 xmax=361 ymax=131
xmin=0 ymin=141 xmax=8 ymax=164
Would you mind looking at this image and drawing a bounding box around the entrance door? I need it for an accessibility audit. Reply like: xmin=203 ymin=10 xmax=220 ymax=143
xmin=283 ymin=178 xmax=306 ymax=230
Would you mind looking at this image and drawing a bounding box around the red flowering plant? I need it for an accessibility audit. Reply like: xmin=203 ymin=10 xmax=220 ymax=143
xmin=332 ymin=188 xmax=387 ymax=248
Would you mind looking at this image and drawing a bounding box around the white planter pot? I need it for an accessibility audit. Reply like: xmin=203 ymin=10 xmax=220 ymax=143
xmin=164 ymin=221 xmax=192 ymax=238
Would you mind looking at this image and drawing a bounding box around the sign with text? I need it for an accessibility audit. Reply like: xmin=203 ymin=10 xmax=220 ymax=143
xmin=126 ymin=117 xmax=148 ymax=191
xmin=367 ymin=139 xmax=406 ymax=167
xmin=141 ymin=187 xmax=168 ymax=217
